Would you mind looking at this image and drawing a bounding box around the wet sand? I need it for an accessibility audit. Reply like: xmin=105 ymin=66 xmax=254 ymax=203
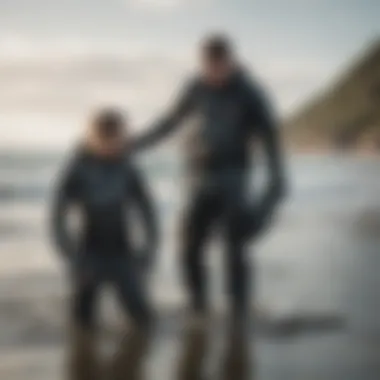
xmin=1 ymin=155 xmax=380 ymax=379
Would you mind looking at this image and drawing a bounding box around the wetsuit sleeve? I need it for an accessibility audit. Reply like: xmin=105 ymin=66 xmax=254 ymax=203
xmin=130 ymin=166 xmax=159 ymax=270
xmin=133 ymin=79 xmax=197 ymax=151
xmin=50 ymin=157 xmax=79 ymax=263
xmin=246 ymin=82 xmax=287 ymax=200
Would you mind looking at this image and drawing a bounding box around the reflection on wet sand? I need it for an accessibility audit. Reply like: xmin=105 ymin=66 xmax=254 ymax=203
xmin=2 ymin=156 xmax=380 ymax=379
xmin=108 ymin=326 xmax=151 ymax=380
xmin=174 ymin=320 xmax=251 ymax=380
xmin=175 ymin=323 xmax=210 ymax=380
xmin=260 ymin=313 xmax=346 ymax=338
xmin=67 ymin=325 xmax=104 ymax=380
xmin=219 ymin=325 xmax=251 ymax=380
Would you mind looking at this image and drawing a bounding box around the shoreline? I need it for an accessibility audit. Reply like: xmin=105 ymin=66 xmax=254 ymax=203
xmin=286 ymin=147 xmax=380 ymax=158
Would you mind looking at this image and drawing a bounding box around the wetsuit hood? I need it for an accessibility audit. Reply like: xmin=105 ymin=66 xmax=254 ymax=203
xmin=198 ymin=64 xmax=250 ymax=91
xmin=78 ymin=126 xmax=128 ymax=161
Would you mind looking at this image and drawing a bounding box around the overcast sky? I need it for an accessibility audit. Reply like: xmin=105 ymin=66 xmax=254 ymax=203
xmin=0 ymin=0 xmax=379 ymax=148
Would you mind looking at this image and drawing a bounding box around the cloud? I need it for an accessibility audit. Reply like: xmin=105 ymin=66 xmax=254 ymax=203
xmin=0 ymin=34 xmax=96 ymax=62
xmin=0 ymin=33 xmax=339 ymax=147
xmin=247 ymin=56 xmax=336 ymax=113
xmin=0 ymin=34 xmax=37 ymax=59
xmin=127 ymin=0 xmax=213 ymax=10
xmin=0 ymin=52 xmax=334 ymax=118
xmin=0 ymin=50 xmax=194 ymax=147
xmin=131 ymin=0 xmax=185 ymax=8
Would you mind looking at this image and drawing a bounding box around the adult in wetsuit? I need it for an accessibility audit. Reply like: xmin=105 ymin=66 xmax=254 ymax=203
xmin=51 ymin=109 xmax=158 ymax=332
xmin=134 ymin=35 xmax=286 ymax=322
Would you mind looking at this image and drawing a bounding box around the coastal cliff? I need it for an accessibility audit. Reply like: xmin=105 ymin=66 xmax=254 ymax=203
xmin=285 ymin=39 xmax=380 ymax=154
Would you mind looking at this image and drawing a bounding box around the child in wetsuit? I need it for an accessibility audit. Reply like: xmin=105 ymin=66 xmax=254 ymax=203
xmin=51 ymin=109 xmax=158 ymax=379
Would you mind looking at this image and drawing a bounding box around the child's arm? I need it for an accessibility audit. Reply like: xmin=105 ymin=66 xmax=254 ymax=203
xmin=50 ymin=155 xmax=80 ymax=264
xmin=130 ymin=165 xmax=159 ymax=272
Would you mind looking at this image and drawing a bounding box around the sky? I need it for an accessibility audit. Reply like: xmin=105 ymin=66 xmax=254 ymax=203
xmin=0 ymin=0 xmax=379 ymax=148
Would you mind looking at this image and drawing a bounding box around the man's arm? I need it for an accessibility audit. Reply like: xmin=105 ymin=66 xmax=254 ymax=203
xmin=50 ymin=157 xmax=79 ymax=263
xmin=247 ymin=81 xmax=287 ymax=201
xmin=133 ymin=79 xmax=197 ymax=151
xmin=242 ymin=78 xmax=287 ymax=240
xmin=130 ymin=166 xmax=159 ymax=271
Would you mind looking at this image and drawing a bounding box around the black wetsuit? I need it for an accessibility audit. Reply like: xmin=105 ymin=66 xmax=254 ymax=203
xmin=135 ymin=69 xmax=286 ymax=316
xmin=51 ymin=149 xmax=158 ymax=328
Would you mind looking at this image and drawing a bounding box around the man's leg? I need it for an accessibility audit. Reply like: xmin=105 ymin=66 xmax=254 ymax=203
xmin=222 ymin=174 xmax=252 ymax=322
xmin=222 ymin=225 xmax=254 ymax=379
xmin=181 ymin=188 xmax=220 ymax=314
xmin=224 ymin=221 xmax=250 ymax=320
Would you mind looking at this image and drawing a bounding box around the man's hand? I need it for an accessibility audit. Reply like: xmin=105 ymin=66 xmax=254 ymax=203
xmin=243 ymin=178 xmax=287 ymax=242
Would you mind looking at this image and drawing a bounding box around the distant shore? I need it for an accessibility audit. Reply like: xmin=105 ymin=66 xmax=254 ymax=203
xmin=287 ymin=146 xmax=380 ymax=157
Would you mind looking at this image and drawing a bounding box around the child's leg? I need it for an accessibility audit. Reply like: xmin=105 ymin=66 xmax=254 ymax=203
xmin=67 ymin=254 xmax=102 ymax=380
xmin=108 ymin=256 xmax=153 ymax=379
xmin=111 ymin=256 xmax=154 ymax=329
xmin=69 ymin=253 xmax=102 ymax=330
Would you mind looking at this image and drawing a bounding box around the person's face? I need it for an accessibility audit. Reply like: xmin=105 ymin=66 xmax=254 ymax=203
xmin=201 ymin=55 xmax=234 ymax=86
xmin=92 ymin=122 xmax=127 ymax=157
xmin=101 ymin=132 xmax=125 ymax=156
